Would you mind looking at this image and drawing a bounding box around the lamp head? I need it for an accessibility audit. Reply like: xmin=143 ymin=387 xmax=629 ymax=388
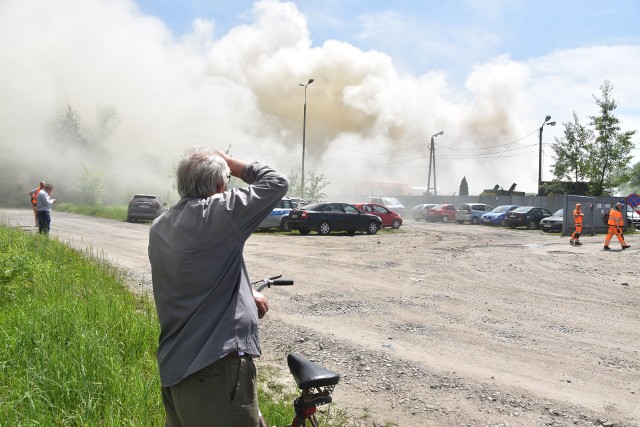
xmin=435 ymin=131 xmax=444 ymax=137
xmin=308 ymin=78 xmax=314 ymax=84
xmin=548 ymin=121 xmax=556 ymax=126
xmin=544 ymin=115 xmax=551 ymax=122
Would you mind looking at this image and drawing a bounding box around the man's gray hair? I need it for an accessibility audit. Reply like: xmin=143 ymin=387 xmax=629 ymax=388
xmin=176 ymin=148 xmax=230 ymax=198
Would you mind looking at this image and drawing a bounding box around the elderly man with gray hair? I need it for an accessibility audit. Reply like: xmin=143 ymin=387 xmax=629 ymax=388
xmin=148 ymin=148 xmax=288 ymax=427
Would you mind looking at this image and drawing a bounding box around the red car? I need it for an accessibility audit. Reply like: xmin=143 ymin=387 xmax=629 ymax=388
xmin=354 ymin=203 xmax=403 ymax=229
xmin=425 ymin=204 xmax=457 ymax=223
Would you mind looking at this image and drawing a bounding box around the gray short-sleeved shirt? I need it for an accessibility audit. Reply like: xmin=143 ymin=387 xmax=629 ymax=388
xmin=148 ymin=162 xmax=288 ymax=387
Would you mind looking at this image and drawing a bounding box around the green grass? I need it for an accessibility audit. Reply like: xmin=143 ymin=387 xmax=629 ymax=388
xmin=0 ymin=225 xmax=352 ymax=426
xmin=55 ymin=203 xmax=127 ymax=222
xmin=0 ymin=225 xmax=162 ymax=425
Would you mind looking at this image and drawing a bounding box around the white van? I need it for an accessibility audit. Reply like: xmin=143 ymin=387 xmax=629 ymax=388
xmin=369 ymin=196 xmax=405 ymax=217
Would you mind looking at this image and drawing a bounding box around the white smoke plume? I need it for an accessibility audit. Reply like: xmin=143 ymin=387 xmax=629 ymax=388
xmin=0 ymin=0 xmax=638 ymax=204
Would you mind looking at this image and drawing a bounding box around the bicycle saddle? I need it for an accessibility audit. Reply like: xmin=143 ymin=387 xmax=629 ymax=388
xmin=287 ymin=353 xmax=340 ymax=390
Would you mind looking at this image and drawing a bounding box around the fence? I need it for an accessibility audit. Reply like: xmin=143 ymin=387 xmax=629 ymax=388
xmin=352 ymin=194 xmax=633 ymax=236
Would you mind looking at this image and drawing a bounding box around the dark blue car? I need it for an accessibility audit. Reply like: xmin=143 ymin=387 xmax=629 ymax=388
xmin=480 ymin=205 xmax=519 ymax=227
xmin=288 ymin=202 xmax=382 ymax=235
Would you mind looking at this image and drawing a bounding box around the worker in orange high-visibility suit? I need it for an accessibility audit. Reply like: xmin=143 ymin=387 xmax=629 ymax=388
xmin=604 ymin=202 xmax=631 ymax=250
xmin=569 ymin=203 xmax=583 ymax=246
xmin=28 ymin=181 xmax=45 ymax=227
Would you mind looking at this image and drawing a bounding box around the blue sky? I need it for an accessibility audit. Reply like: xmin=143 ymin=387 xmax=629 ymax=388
xmin=137 ymin=0 xmax=640 ymax=83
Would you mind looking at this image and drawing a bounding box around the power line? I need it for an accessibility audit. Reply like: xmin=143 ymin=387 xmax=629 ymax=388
xmin=303 ymin=127 xmax=543 ymax=167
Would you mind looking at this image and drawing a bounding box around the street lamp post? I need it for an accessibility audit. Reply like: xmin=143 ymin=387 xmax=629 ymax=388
xmin=538 ymin=115 xmax=556 ymax=196
xmin=427 ymin=131 xmax=444 ymax=196
xmin=299 ymin=78 xmax=314 ymax=200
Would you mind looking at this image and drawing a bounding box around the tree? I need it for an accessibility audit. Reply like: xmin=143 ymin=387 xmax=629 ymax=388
xmin=550 ymin=80 xmax=636 ymax=196
xmin=54 ymin=104 xmax=87 ymax=146
xmin=584 ymin=81 xmax=636 ymax=195
xmin=550 ymin=111 xmax=593 ymax=193
xmin=618 ymin=161 xmax=640 ymax=195
xmin=458 ymin=176 xmax=469 ymax=196
xmin=77 ymin=164 xmax=105 ymax=206
xmin=287 ymin=171 xmax=330 ymax=201
xmin=94 ymin=105 xmax=121 ymax=142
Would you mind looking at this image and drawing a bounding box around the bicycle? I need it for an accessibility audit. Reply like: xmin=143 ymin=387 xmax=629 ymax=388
xmin=253 ymin=276 xmax=341 ymax=427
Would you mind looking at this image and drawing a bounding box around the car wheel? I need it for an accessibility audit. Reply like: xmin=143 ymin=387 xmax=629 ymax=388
xmin=391 ymin=219 xmax=401 ymax=229
xmin=442 ymin=216 xmax=449 ymax=223
xmin=500 ymin=219 xmax=507 ymax=227
xmin=127 ymin=216 xmax=132 ymax=223
xmin=299 ymin=229 xmax=310 ymax=235
xmin=318 ymin=221 xmax=331 ymax=235
xmin=366 ymin=221 xmax=379 ymax=235
xmin=527 ymin=219 xmax=537 ymax=230
xmin=510 ymin=224 xmax=516 ymax=229
xmin=280 ymin=218 xmax=291 ymax=232
xmin=542 ymin=229 xmax=550 ymax=233
xmin=471 ymin=217 xmax=479 ymax=225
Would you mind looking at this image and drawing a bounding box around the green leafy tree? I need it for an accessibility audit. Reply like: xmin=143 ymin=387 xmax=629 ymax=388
xmin=583 ymin=80 xmax=636 ymax=195
xmin=77 ymin=164 xmax=105 ymax=206
xmin=459 ymin=176 xmax=469 ymax=196
xmin=550 ymin=111 xmax=593 ymax=193
xmin=618 ymin=161 xmax=640 ymax=195
xmin=287 ymin=171 xmax=329 ymax=201
xmin=550 ymin=80 xmax=636 ymax=196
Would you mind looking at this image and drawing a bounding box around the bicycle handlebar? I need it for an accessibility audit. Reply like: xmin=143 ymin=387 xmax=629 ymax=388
xmin=252 ymin=275 xmax=294 ymax=292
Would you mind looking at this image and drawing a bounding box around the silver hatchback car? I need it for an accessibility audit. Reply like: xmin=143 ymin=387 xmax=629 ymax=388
xmin=456 ymin=203 xmax=494 ymax=225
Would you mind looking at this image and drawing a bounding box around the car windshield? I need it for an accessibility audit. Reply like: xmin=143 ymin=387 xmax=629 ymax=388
xmin=553 ymin=209 xmax=563 ymax=216
xmin=299 ymin=203 xmax=322 ymax=211
xmin=382 ymin=197 xmax=401 ymax=205
xmin=513 ymin=207 xmax=533 ymax=213
xmin=491 ymin=205 xmax=512 ymax=213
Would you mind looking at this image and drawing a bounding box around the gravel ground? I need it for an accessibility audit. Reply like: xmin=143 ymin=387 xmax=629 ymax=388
xmin=2 ymin=208 xmax=639 ymax=426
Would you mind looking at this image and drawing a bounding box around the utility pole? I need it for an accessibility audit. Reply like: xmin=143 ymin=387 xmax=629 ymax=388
xmin=299 ymin=78 xmax=314 ymax=200
xmin=427 ymin=131 xmax=444 ymax=196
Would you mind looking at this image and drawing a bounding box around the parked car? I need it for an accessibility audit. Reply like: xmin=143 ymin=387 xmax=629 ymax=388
xmin=288 ymin=202 xmax=382 ymax=235
xmin=504 ymin=206 xmax=553 ymax=229
xmin=257 ymin=198 xmax=294 ymax=231
xmin=540 ymin=209 xmax=564 ymax=232
xmin=411 ymin=203 xmax=436 ymax=221
xmin=369 ymin=196 xmax=405 ymax=217
xmin=625 ymin=205 xmax=640 ymax=229
xmin=424 ymin=204 xmax=457 ymax=223
xmin=480 ymin=205 xmax=519 ymax=227
xmin=456 ymin=203 xmax=494 ymax=225
xmin=127 ymin=194 xmax=167 ymax=222
xmin=354 ymin=203 xmax=403 ymax=229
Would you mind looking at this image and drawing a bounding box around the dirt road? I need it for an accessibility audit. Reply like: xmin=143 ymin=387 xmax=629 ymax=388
xmin=2 ymin=208 xmax=639 ymax=426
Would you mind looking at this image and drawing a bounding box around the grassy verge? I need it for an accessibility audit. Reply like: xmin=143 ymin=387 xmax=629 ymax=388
xmin=0 ymin=225 xmax=350 ymax=426
xmin=55 ymin=203 xmax=127 ymax=222
xmin=0 ymin=225 xmax=162 ymax=425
